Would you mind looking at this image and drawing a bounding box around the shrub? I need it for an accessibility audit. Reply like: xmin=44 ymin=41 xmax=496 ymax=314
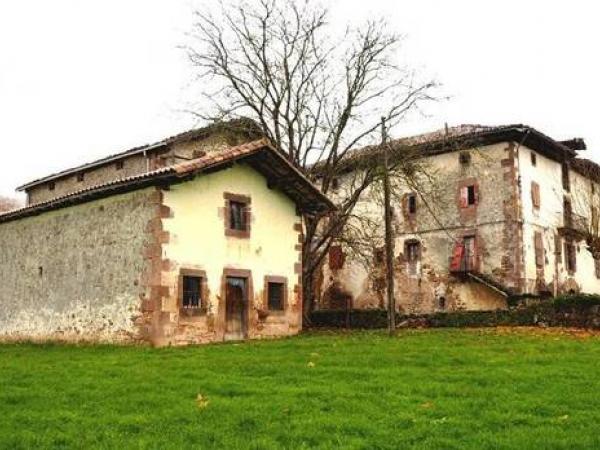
xmin=553 ymin=293 xmax=600 ymax=311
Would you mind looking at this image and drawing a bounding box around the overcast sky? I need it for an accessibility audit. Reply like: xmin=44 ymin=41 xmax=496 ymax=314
xmin=1 ymin=0 xmax=599 ymax=199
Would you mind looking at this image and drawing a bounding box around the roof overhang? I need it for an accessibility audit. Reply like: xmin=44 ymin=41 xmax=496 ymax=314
xmin=1 ymin=140 xmax=334 ymax=224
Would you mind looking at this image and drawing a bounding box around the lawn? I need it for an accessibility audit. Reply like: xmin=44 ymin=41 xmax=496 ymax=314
xmin=2 ymin=329 xmax=600 ymax=449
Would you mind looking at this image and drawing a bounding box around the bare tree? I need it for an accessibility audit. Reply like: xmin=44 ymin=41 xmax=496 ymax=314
xmin=0 ymin=196 xmax=21 ymax=213
xmin=185 ymin=0 xmax=437 ymax=318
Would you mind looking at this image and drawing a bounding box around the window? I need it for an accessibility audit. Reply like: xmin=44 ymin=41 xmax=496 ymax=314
xmin=224 ymin=193 xmax=251 ymax=238
xmin=267 ymin=282 xmax=285 ymax=311
xmin=534 ymin=231 xmax=544 ymax=268
xmin=115 ymin=160 xmax=124 ymax=170
xmin=48 ymin=182 xmax=55 ymax=191
xmin=463 ymin=236 xmax=476 ymax=270
xmin=405 ymin=240 xmax=421 ymax=275
xmin=179 ymin=269 xmax=206 ymax=316
xmin=229 ymin=201 xmax=246 ymax=230
xmin=564 ymin=240 xmax=576 ymax=273
xmin=182 ymin=276 xmax=202 ymax=309
xmin=407 ymin=193 xmax=417 ymax=214
xmin=77 ymin=172 xmax=85 ymax=182
xmin=531 ymin=182 xmax=540 ymax=209
xmin=459 ymin=185 xmax=477 ymax=207
xmin=531 ymin=152 xmax=537 ymax=166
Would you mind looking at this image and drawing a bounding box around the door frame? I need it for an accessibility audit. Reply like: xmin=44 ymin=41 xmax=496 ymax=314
xmin=220 ymin=268 xmax=253 ymax=340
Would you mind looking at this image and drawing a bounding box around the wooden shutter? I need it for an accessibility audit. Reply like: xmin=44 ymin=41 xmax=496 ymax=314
xmin=554 ymin=234 xmax=562 ymax=256
xmin=534 ymin=231 xmax=544 ymax=267
xmin=329 ymin=245 xmax=345 ymax=270
xmin=531 ymin=182 xmax=540 ymax=209
xmin=459 ymin=186 xmax=469 ymax=208
xmin=449 ymin=243 xmax=465 ymax=271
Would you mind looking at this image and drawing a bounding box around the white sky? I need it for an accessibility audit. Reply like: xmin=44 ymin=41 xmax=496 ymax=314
xmin=1 ymin=0 xmax=599 ymax=200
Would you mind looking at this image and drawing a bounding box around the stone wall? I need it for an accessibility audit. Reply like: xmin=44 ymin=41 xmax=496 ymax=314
xmin=0 ymin=188 xmax=156 ymax=342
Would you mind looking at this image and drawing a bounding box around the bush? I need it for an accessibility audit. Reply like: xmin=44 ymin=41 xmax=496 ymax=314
xmin=553 ymin=294 xmax=600 ymax=311
xmin=309 ymin=308 xmax=537 ymax=329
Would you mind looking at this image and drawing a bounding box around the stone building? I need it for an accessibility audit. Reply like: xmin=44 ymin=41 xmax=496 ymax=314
xmin=0 ymin=123 xmax=333 ymax=345
xmin=319 ymin=124 xmax=600 ymax=313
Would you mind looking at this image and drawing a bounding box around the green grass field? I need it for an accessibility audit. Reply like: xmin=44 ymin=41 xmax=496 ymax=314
xmin=2 ymin=329 xmax=600 ymax=449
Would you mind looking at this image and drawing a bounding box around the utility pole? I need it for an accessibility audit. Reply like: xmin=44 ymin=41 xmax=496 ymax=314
xmin=381 ymin=117 xmax=396 ymax=335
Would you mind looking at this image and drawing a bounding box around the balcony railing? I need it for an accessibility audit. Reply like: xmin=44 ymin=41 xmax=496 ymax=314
xmin=558 ymin=211 xmax=588 ymax=237
xmin=449 ymin=244 xmax=476 ymax=273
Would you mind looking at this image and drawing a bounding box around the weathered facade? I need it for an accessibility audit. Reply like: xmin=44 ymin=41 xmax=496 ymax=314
xmin=0 ymin=136 xmax=333 ymax=345
xmin=319 ymin=124 xmax=600 ymax=313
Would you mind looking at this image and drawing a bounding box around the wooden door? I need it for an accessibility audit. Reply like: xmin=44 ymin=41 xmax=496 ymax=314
xmin=225 ymin=276 xmax=247 ymax=340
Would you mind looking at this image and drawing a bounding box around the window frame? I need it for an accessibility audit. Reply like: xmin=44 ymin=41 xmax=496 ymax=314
xmin=264 ymin=276 xmax=287 ymax=313
xmin=404 ymin=239 xmax=421 ymax=275
xmin=564 ymin=240 xmax=577 ymax=274
xmin=178 ymin=268 xmax=207 ymax=317
xmin=407 ymin=193 xmax=417 ymax=215
xmin=223 ymin=193 xmax=251 ymax=238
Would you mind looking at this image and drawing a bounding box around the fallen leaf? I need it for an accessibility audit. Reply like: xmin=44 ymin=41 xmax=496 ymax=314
xmin=196 ymin=394 xmax=209 ymax=409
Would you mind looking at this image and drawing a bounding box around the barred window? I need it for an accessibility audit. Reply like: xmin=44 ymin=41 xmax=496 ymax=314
xmin=182 ymin=275 xmax=202 ymax=309
xmin=267 ymin=282 xmax=284 ymax=311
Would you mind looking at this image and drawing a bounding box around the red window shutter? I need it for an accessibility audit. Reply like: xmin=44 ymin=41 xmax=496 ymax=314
xmin=329 ymin=245 xmax=345 ymax=270
xmin=450 ymin=243 xmax=465 ymax=271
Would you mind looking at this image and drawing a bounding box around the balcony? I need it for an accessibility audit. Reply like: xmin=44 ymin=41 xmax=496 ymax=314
xmin=558 ymin=211 xmax=588 ymax=239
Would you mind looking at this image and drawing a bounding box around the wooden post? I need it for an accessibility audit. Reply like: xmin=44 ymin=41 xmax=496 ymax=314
xmin=381 ymin=117 xmax=396 ymax=335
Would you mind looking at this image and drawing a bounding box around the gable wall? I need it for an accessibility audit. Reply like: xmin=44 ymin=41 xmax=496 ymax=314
xmin=153 ymin=163 xmax=303 ymax=345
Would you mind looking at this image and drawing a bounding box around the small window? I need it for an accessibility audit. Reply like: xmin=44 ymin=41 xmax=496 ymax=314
xmin=531 ymin=182 xmax=540 ymax=209
xmin=267 ymin=282 xmax=285 ymax=311
xmin=405 ymin=240 xmax=421 ymax=275
xmin=459 ymin=184 xmax=477 ymax=208
xmin=531 ymin=152 xmax=537 ymax=166
xmin=406 ymin=241 xmax=420 ymax=263
xmin=565 ymin=240 xmax=576 ymax=273
xmin=407 ymin=194 xmax=417 ymax=214
xmin=438 ymin=296 xmax=446 ymax=310
xmin=48 ymin=182 xmax=55 ymax=191
xmin=77 ymin=172 xmax=85 ymax=182
xmin=115 ymin=160 xmax=124 ymax=170
xmin=182 ymin=275 xmax=202 ymax=309
xmin=224 ymin=193 xmax=251 ymax=238
xmin=229 ymin=201 xmax=246 ymax=230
